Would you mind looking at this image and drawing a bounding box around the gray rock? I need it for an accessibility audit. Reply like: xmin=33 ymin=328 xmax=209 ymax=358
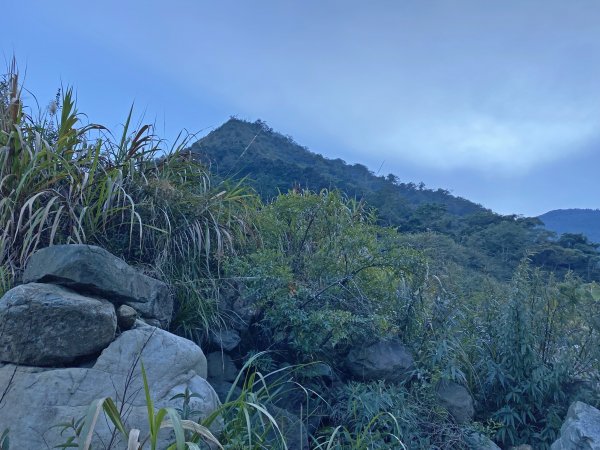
xmin=210 ymin=329 xmax=241 ymax=351
xmin=0 ymin=283 xmax=116 ymax=366
xmin=210 ymin=379 xmax=242 ymax=403
xmin=346 ymin=339 xmax=414 ymax=382
xmin=303 ymin=362 xmax=334 ymax=381
xmin=551 ymin=401 xmax=600 ymax=450
xmin=117 ymin=304 xmax=137 ymax=330
xmin=465 ymin=432 xmax=501 ymax=450
xmin=0 ymin=326 xmax=217 ymax=449
xmin=207 ymin=352 xmax=238 ymax=382
xmin=23 ymin=244 xmax=172 ymax=327
xmin=436 ymin=380 xmax=475 ymax=424
xmin=268 ymin=405 xmax=309 ymax=450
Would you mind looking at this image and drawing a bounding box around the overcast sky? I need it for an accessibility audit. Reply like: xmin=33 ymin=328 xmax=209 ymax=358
xmin=4 ymin=1 xmax=600 ymax=216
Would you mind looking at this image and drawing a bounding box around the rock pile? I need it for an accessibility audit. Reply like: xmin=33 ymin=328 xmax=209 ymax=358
xmin=0 ymin=244 xmax=219 ymax=449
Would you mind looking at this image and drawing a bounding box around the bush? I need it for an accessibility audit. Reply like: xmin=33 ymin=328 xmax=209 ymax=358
xmin=225 ymin=190 xmax=426 ymax=363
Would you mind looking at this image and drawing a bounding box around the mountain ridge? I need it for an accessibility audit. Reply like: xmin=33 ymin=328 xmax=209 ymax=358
xmin=539 ymin=208 xmax=600 ymax=244
xmin=190 ymin=118 xmax=488 ymax=226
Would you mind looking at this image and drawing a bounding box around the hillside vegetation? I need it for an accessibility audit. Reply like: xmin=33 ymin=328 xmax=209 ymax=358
xmin=191 ymin=118 xmax=600 ymax=282
xmin=1 ymin=64 xmax=600 ymax=449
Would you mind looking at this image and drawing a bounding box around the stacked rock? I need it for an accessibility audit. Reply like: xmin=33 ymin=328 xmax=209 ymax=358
xmin=0 ymin=244 xmax=219 ymax=449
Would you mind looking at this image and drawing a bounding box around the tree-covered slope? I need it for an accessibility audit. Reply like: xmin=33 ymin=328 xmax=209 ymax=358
xmin=189 ymin=118 xmax=485 ymax=226
xmin=539 ymin=209 xmax=600 ymax=244
xmin=190 ymin=118 xmax=600 ymax=282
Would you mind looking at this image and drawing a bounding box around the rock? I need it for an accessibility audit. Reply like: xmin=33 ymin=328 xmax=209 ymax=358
xmin=465 ymin=432 xmax=501 ymax=450
xmin=268 ymin=405 xmax=308 ymax=450
xmin=0 ymin=326 xmax=218 ymax=449
xmin=23 ymin=245 xmax=172 ymax=327
xmin=346 ymin=339 xmax=414 ymax=382
xmin=509 ymin=446 xmax=533 ymax=450
xmin=210 ymin=379 xmax=242 ymax=403
xmin=0 ymin=283 xmax=116 ymax=366
xmin=210 ymin=329 xmax=241 ymax=351
xmin=435 ymin=380 xmax=475 ymax=424
xmin=551 ymin=401 xmax=600 ymax=450
xmin=231 ymin=294 xmax=261 ymax=331
xmin=303 ymin=362 xmax=334 ymax=381
xmin=207 ymin=352 xmax=238 ymax=382
xmin=117 ymin=304 xmax=138 ymax=330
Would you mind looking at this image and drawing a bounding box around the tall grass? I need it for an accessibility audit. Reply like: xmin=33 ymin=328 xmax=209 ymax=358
xmin=0 ymin=61 xmax=256 ymax=333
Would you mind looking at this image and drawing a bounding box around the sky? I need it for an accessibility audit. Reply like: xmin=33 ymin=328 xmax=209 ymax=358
xmin=3 ymin=0 xmax=600 ymax=216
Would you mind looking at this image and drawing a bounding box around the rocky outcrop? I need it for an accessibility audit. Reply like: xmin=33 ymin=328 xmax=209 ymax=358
xmin=23 ymin=244 xmax=172 ymax=327
xmin=435 ymin=380 xmax=475 ymax=424
xmin=551 ymin=401 xmax=600 ymax=450
xmin=0 ymin=283 xmax=116 ymax=365
xmin=346 ymin=339 xmax=414 ymax=382
xmin=0 ymin=326 xmax=218 ymax=449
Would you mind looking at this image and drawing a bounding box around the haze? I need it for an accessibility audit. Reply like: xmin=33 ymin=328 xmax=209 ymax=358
xmin=4 ymin=0 xmax=600 ymax=216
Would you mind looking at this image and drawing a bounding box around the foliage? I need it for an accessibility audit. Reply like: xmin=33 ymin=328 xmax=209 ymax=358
xmin=225 ymin=190 xmax=426 ymax=363
xmin=0 ymin=429 xmax=8 ymax=450
xmin=316 ymin=381 xmax=468 ymax=450
xmin=192 ymin=118 xmax=600 ymax=282
xmin=476 ymin=263 xmax=600 ymax=448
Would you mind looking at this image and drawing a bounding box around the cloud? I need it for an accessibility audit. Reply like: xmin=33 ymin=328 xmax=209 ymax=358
xmin=21 ymin=0 xmax=600 ymax=177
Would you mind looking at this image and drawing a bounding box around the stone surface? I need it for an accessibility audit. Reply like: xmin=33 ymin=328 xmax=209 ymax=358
xmin=210 ymin=379 xmax=242 ymax=403
xmin=210 ymin=329 xmax=241 ymax=351
xmin=303 ymin=362 xmax=334 ymax=381
xmin=117 ymin=304 xmax=138 ymax=330
xmin=23 ymin=244 xmax=172 ymax=327
xmin=268 ymin=405 xmax=309 ymax=450
xmin=0 ymin=283 xmax=116 ymax=366
xmin=207 ymin=352 xmax=238 ymax=382
xmin=465 ymin=432 xmax=501 ymax=450
xmin=0 ymin=326 xmax=218 ymax=449
xmin=551 ymin=401 xmax=600 ymax=450
xmin=345 ymin=339 xmax=415 ymax=382
xmin=435 ymin=380 xmax=475 ymax=424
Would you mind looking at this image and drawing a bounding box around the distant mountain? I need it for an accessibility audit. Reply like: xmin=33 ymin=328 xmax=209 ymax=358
xmin=190 ymin=118 xmax=486 ymax=226
xmin=538 ymin=209 xmax=600 ymax=244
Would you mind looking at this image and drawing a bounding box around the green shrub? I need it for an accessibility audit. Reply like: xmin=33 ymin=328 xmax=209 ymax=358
xmin=476 ymin=263 xmax=600 ymax=448
xmin=225 ymin=190 xmax=426 ymax=363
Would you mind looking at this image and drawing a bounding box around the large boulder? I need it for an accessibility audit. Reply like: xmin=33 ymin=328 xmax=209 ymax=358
xmin=23 ymin=245 xmax=172 ymax=327
xmin=0 ymin=326 xmax=218 ymax=449
xmin=551 ymin=401 xmax=600 ymax=450
xmin=0 ymin=283 xmax=116 ymax=366
xmin=346 ymin=339 xmax=415 ymax=382
xmin=435 ymin=380 xmax=475 ymax=424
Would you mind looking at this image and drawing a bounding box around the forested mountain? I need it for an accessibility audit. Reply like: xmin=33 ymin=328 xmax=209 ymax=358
xmin=190 ymin=118 xmax=600 ymax=281
xmin=539 ymin=209 xmax=600 ymax=244
xmin=190 ymin=118 xmax=484 ymax=226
